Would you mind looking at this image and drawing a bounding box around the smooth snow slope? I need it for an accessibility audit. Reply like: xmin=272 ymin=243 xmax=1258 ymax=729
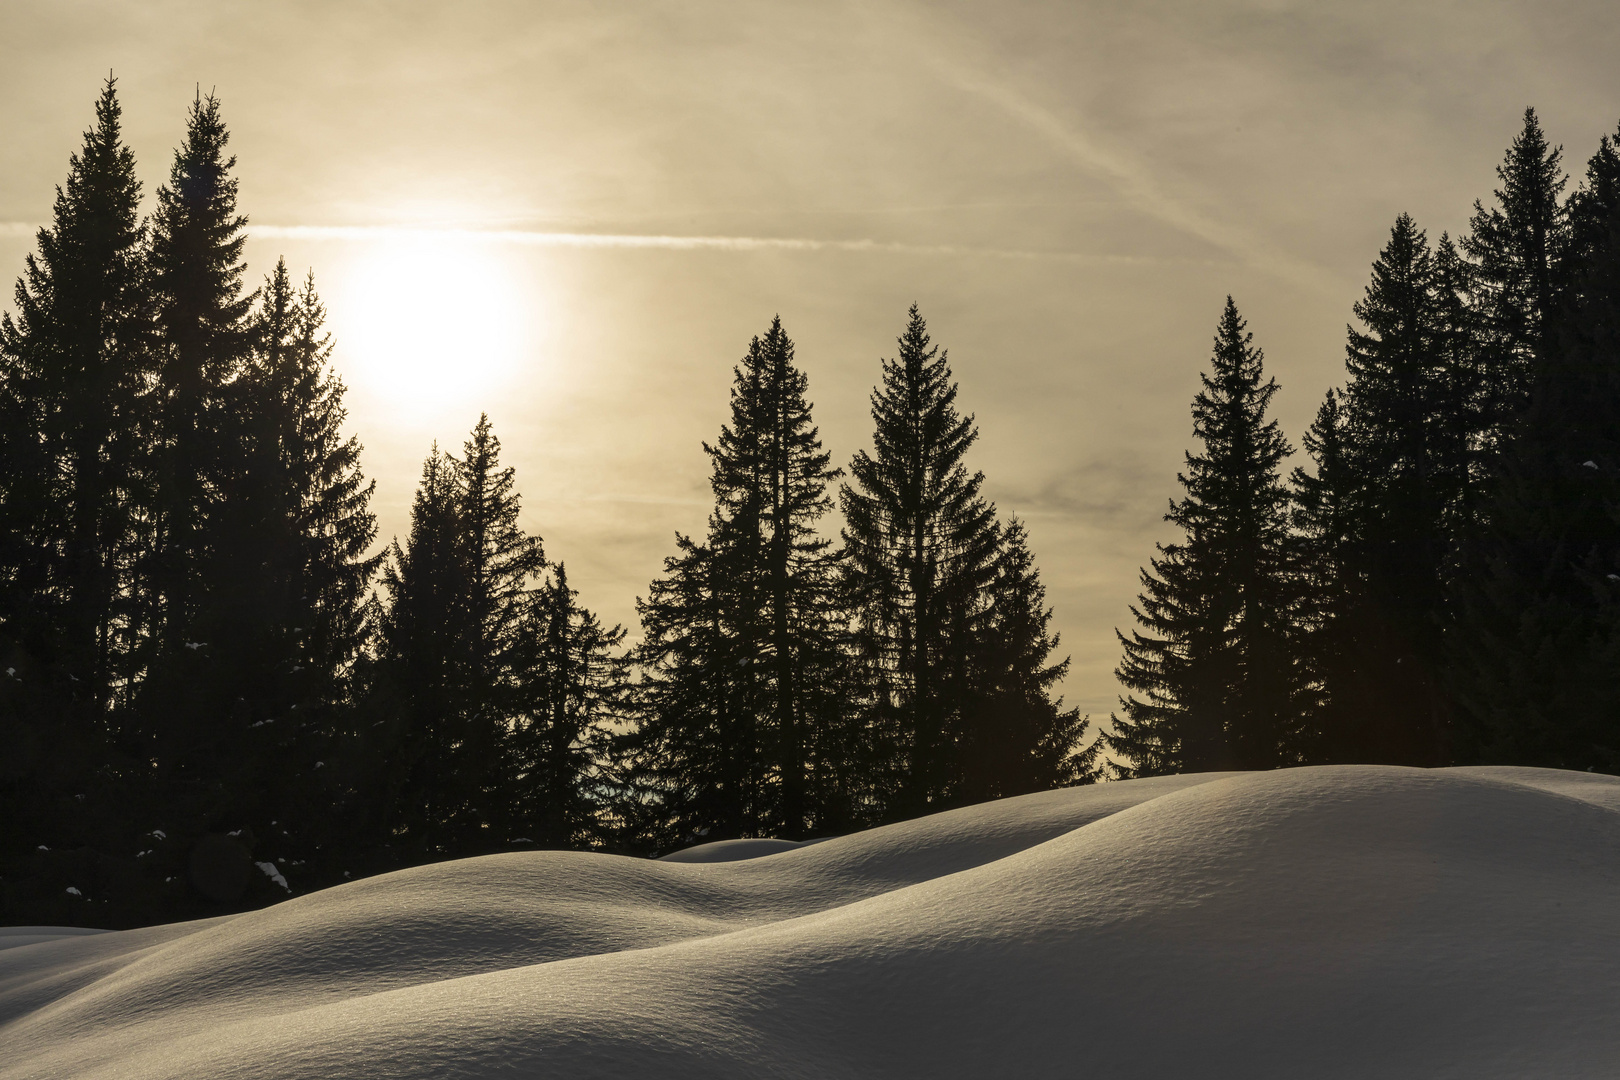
xmin=3 ymin=766 xmax=1618 ymax=1079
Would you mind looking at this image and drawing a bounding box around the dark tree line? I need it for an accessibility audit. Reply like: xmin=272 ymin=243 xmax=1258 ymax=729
xmin=1112 ymin=108 xmax=1620 ymax=779
xmin=0 ymin=83 xmax=1088 ymax=927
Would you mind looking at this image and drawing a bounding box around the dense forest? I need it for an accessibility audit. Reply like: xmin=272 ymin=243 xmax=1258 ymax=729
xmin=2 ymin=81 xmax=1616 ymax=929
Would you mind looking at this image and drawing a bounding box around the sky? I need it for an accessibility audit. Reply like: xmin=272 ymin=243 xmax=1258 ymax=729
xmin=4 ymin=0 xmax=1620 ymax=717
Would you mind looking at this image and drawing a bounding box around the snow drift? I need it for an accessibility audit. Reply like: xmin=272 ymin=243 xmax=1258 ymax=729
xmin=3 ymin=765 xmax=1618 ymax=1079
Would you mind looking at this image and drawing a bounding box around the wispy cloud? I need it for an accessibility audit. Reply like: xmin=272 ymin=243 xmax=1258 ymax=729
xmin=248 ymin=224 xmax=1206 ymax=266
xmin=901 ymin=17 xmax=1351 ymax=299
xmin=1 ymin=219 xmax=1222 ymax=267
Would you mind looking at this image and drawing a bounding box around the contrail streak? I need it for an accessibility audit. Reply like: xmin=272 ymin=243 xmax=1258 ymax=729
xmin=2 ymin=219 xmax=1218 ymax=266
xmin=248 ymin=223 xmax=1198 ymax=265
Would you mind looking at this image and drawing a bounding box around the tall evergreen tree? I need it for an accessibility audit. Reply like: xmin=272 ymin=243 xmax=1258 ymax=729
xmin=840 ymin=305 xmax=1000 ymax=818
xmin=1290 ymin=388 xmax=1355 ymax=756
xmin=1110 ymin=299 xmax=1303 ymax=776
xmin=1565 ymin=125 xmax=1620 ymax=305
xmin=957 ymin=518 xmax=1097 ymax=801
xmin=622 ymin=530 xmax=748 ymax=847
xmin=510 ymin=563 xmax=627 ymax=849
xmin=1446 ymin=125 xmax=1620 ymax=770
xmin=624 ymin=318 xmax=850 ymax=844
xmin=0 ymin=77 xmax=152 ymax=711
xmin=458 ymin=414 xmax=546 ymax=732
xmin=376 ymin=417 xmax=543 ymax=857
xmin=376 ymin=446 xmax=469 ymax=856
xmin=1301 ymin=216 xmax=1469 ymax=765
xmin=134 ymin=91 xmax=257 ymax=842
xmin=207 ymin=261 xmax=382 ymax=867
xmin=0 ymin=78 xmax=156 ymax=924
xmin=1462 ymin=108 xmax=1570 ymax=463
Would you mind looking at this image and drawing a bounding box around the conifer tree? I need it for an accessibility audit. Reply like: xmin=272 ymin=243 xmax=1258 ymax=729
xmin=0 ymin=78 xmax=155 ymax=920
xmin=1565 ymin=126 xmax=1620 ymax=304
xmin=622 ymin=531 xmax=749 ymax=847
xmin=135 ymin=91 xmax=257 ymax=837
xmin=841 ymin=305 xmax=1000 ymax=817
xmin=1462 ymin=108 xmax=1570 ymax=463
xmin=376 ymin=417 xmax=543 ymax=856
xmin=261 ymin=265 xmax=380 ymax=714
xmin=1290 ymin=388 xmax=1351 ymax=746
xmin=458 ymin=414 xmax=546 ymax=727
xmin=1109 ymin=299 xmax=1303 ymax=776
xmin=625 ymin=319 xmax=849 ymax=843
xmin=1303 ymin=215 xmax=1468 ymax=764
xmin=0 ymin=77 xmax=152 ymax=711
xmin=376 ymin=446 xmax=469 ymax=856
xmin=510 ymin=564 xmax=627 ymax=848
xmin=209 ymin=261 xmax=382 ymax=864
xmin=1446 ymin=126 xmax=1620 ymax=770
xmin=957 ymin=518 xmax=1097 ymax=800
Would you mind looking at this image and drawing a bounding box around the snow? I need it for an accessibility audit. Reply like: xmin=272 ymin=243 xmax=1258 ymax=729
xmin=3 ymin=766 xmax=1618 ymax=1079
xmin=256 ymin=862 xmax=290 ymax=892
xmin=658 ymin=836 xmax=822 ymax=862
xmin=0 ymin=927 xmax=110 ymax=952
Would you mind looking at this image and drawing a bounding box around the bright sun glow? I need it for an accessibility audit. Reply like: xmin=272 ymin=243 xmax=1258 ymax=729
xmin=338 ymin=234 xmax=533 ymax=413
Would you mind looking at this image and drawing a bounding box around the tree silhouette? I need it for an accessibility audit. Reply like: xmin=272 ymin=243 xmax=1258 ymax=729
xmin=958 ymin=518 xmax=1097 ymax=800
xmin=510 ymin=563 xmax=628 ymax=849
xmin=1447 ymin=127 xmax=1620 ymax=770
xmin=1299 ymin=215 xmax=1469 ymax=765
xmin=0 ymin=78 xmax=156 ymax=925
xmin=1110 ymin=299 xmax=1304 ymax=776
xmin=840 ymin=305 xmax=1000 ymax=818
xmin=377 ymin=417 xmax=544 ymax=857
xmin=624 ymin=318 xmax=850 ymax=844
xmin=1462 ymin=107 xmax=1569 ymax=464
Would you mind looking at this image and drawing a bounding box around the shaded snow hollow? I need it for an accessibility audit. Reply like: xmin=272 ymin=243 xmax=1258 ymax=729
xmin=3 ymin=766 xmax=1619 ymax=1079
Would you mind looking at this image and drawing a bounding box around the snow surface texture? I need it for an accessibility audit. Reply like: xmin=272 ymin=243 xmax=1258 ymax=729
xmin=3 ymin=765 xmax=1619 ymax=1079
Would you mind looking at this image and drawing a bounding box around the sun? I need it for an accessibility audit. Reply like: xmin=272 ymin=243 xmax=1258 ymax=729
xmin=337 ymin=232 xmax=532 ymax=414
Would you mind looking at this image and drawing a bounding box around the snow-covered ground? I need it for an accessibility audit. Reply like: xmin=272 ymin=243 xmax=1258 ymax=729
xmin=3 ymin=765 xmax=1618 ymax=1078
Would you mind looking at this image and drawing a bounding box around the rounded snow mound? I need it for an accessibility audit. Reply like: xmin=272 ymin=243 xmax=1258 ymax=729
xmin=3 ymin=765 xmax=1617 ymax=1079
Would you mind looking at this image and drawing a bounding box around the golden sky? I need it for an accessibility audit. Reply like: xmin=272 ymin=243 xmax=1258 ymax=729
xmin=4 ymin=0 xmax=1620 ymax=715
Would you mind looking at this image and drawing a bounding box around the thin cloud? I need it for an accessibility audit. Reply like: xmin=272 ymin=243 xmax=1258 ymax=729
xmin=899 ymin=20 xmax=1351 ymax=299
xmin=1 ymin=220 xmax=1224 ymax=267
xmin=247 ymin=223 xmax=1210 ymax=266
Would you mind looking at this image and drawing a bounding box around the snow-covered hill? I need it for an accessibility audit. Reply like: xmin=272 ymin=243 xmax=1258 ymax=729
xmin=4 ymin=765 xmax=1618 ymax=1078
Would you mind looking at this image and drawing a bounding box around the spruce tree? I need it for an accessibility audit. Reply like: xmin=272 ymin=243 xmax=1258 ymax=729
xmin=1565 ymin=125 xmax=1620 ymax=304
xmin=0 ymin=77 xmax=152 ymax=711
xmin=0 ymin=78 xmax=155 ymax=922
xmin=624 ymin=318 xmax=849 ymax=843
xmin=211 ymin=261 xmax=382 ymax=870
xmin=840 ymin=305 xmax=1000 ymax=818
xmin=135 ymin=91 xmax=257 ymax=844
xmin=376 ymin=446 xmax=469 ymax=857
xmin=458 ymin=414 xmax=546 ymax=725
xmin=376 ymin=417 xmax=543 ymax=857
xmin=622 ymin=530 xmax=749 ymax=847
xmin=957 ymin=518 xmax=1097 ymax=801
xmin=1462 ymin=108 xmax=1570 ymax=463
xmin=1446 ymin=127 xmax=1620 ymax=770
xmin=1306 ymin=215 xmax=1468 ymax=765
xmin=1110 ymin=299 xmax=1303 ymax=776
xmin=510 ymin=563 xmax=627 ymax=848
